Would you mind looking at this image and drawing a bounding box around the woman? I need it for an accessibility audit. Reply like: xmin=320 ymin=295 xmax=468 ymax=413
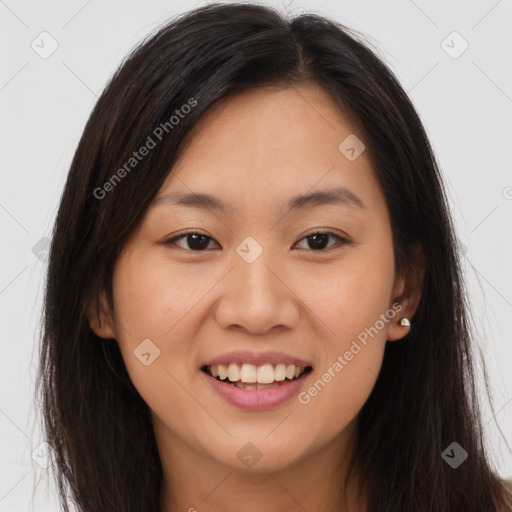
xmin=36 ymin=3 xmax=512 ymax=511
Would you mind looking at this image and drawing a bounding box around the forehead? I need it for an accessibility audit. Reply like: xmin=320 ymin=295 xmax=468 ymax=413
xmin=155 ymin=83 xmax=381 ymax=215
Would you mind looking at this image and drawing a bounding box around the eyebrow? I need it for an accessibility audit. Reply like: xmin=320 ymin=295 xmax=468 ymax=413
xmin=151 ymin=186 xmax=365 ymax=214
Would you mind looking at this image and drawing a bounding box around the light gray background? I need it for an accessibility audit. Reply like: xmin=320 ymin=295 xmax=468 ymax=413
xmin=1 ymin=0 xmax=511 ymax=510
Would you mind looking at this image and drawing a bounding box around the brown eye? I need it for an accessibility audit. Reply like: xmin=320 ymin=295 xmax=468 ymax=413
xmin=164 ymin=231 xmax=351 ymax=253
xmin=294 ymin=232 xmax=350 ymax=251
xmin=164 ymin=232 xmax=218 ymax=251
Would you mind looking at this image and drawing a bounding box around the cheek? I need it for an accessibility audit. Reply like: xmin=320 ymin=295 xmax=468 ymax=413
xmin=110 ymin=251 xmax=192 ymax=387
xmin=296 ymin=238 xmax=395 ymax=424
xmin=112 ymin=251 xmax=158 ymax=325
xmin=111 ymin=249 xmax=200 ymax=340
xmin=301 ymin=239 xmax=396 ymax=345
xmin=109 ymin=253 xmax=227 ymax=461
xmin=297 ymin=295 xmax=390 ymax=445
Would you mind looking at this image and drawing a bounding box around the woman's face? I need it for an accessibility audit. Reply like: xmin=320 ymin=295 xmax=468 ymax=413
xmin=92 ymin=83 xmax=413 ymax=476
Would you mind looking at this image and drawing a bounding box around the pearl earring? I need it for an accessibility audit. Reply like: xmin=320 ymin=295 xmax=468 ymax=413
xmin=399 ymin=317 xmax=410 ymax=327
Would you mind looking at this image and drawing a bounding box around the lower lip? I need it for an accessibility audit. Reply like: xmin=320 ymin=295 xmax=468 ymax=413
xmin=202 ymin=370 xmax=311 ymax=411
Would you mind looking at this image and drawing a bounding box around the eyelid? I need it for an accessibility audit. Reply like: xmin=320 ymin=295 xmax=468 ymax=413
xmin=161 ymin=230 xmax=216 ymax=251
xmin=163 ymin=229 xmax=352 ymax=252
xmin=293 ymin=231 xmax=351 ymax=251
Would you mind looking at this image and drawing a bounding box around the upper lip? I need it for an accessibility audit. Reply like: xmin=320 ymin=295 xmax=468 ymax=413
xmin=201 ymin=350 xmax=313 ymax=368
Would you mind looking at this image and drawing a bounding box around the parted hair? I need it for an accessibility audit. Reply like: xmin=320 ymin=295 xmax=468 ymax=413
xmin=36 ymin=3 xmax=512 ymax=511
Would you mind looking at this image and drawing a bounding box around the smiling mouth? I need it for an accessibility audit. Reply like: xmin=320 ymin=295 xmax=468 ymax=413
xmin=201 ymin=363 xmax=313 ymax=389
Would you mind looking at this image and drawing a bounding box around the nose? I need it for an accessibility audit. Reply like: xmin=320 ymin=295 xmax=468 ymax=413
xmin=213 ymin=247 xmax=300 ymax=335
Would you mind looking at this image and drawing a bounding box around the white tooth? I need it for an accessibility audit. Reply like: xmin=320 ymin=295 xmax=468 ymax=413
xmin=227 ymin=363 xmax=240 ymax=382
xmin=234 ymin=382 xmax=244 ymax=388
xmin=216 ymin=362 xmax=303 ymax=383
xmin=218 ymin=364 xmax=228 ymax=380
xmin=275 ymin=364 xmax=287 ymax=381
xmin=257 ymin=364 xmax=275 ymax=384
xmin=240 ymin=364 xmax=257 ymax=383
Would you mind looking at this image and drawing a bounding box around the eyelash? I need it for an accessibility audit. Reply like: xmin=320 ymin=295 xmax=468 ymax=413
xmin=163 ymin=230 xmax=352 ymax=253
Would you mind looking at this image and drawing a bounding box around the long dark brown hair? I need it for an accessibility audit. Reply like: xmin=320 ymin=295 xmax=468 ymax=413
xmin=35 ymin=3 xmax=512 ymax=511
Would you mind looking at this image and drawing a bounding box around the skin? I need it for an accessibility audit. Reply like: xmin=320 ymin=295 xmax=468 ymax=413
xmin=89 ymin=83 xmax=423 ymax=512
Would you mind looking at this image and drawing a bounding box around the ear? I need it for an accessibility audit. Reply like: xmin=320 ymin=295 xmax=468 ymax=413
xmin=86 ymin=290 xmax=117 ymax=339
xmin=387 ymin=242 xmax=425 ymax=342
